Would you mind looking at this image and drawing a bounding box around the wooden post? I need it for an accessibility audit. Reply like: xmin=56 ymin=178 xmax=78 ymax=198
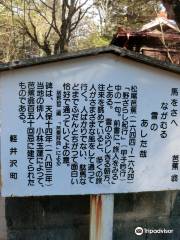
xmin=90 ymin=194 xmax=114 ymax=240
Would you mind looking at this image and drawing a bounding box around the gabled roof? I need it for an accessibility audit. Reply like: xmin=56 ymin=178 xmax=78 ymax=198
xmin=141 ymin=17 xmax=180 ymax=32
xmin=0 ymin=46 xmax=179 ymax=74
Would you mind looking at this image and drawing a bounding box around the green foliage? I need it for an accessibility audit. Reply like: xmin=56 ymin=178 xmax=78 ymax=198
xmin=75 ymin=32 xmax=109 ymax=50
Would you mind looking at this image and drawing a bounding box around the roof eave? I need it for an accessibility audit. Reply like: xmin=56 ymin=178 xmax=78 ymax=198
xmin=0 ymin=45 xmax=179 ymax=74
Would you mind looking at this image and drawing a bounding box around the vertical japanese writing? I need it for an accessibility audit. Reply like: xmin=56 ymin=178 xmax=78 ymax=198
xmin=171 ymin=155 xmax=179 ymax=182
xmin=140 ymin=120 xmax=148 ymax=158
xmin=88 ymin=84 xmax=96 ymax=184
xmin=36 ymin=82 xmax=45 ymax=187
xmin=56 ymin=89 xmax=62 ymax=167
xmin=170 ymin=88 xmax=178 ymax=127
xmin=27 ymin=82 xmax=35 ymax=186
xmin=15 ymin=80 xmax=180 ymax=192
xmin=45 ymin=82 xmax=53 ymax=186
xmin=9 ymin=135 xmax=18 ymax=180
xmin=71 ymin=84 xmax=80 ymax=185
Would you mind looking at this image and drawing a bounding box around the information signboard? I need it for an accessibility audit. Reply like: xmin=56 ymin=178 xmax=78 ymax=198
xmin=0 ymin=55 xmax=180 ymax=196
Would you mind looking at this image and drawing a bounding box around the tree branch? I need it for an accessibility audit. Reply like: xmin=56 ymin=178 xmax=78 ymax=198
xmin=39 ymin=0 xmax=53 ymax=10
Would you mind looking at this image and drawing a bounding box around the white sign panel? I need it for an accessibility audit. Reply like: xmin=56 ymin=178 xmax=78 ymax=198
xmin=0 ymin=55 xmax=180 ymax=196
